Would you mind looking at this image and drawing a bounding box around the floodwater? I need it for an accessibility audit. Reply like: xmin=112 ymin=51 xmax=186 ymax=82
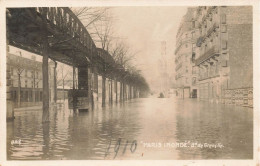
xmin=7 ymin=97 xmax=253 ymax=160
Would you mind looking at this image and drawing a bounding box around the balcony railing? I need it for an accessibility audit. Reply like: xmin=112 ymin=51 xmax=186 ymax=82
xmin=195 ymin=46 xmax=220 ymax=66
xmin=206 ymin=23 xmax=219 ymax=37
xmin=196 ymin=23 xmax=219 ymax=47
xmin=175 ymin=63 xmax=182 ymax=71
xmin=175 ymin=36 xmax=197 ymax=54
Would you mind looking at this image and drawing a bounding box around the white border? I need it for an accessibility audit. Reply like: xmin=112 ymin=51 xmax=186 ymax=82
xmin=0 ymin=0 xmax=259 ymax=166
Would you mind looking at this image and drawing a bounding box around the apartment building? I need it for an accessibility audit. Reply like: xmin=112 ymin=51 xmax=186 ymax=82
xmin=7 ymin=52 xmax=56 ymax=107
xmin=175 ymin=7 xmax=199 ymax=98
xmin=193 ymin=6 xmax=253 ymax=106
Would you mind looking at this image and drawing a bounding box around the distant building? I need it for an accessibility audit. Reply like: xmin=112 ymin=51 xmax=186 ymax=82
xmin=158 ymin=41 xmax=170 ymax=96
xmin=7 ymin=52 xmax=55 ymax=107
xmin=175 ymin=7 xmax=198 ymax=98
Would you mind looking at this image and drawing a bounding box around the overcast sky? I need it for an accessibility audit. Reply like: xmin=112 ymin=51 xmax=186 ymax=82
xmin=111 ymin=7 xmax=187 ymax=89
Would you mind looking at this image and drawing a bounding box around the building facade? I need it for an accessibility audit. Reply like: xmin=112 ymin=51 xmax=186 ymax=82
xmin=193 ymin=6 xmax=253 ymax=106
xmin=7 ymin=52 xmax=56 ymax=107
xmin=175 ymin=8 xmax=199 ymax=98
xmin=158 ymin=41 xmax=170 ymax=96
xmin=174 ymin=6 xmax=253 ymax=106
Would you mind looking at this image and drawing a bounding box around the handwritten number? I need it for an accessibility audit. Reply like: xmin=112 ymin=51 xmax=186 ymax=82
xmin=105 ymin=139 xmax=137 ymax=159
xmin=122 ymin=140 xmax=129 ymax=154
xmin=130 ymin=140 xmax=137 ymax=153
xmin=104 ymin=140 xmax=111 ymax=158
xmin=113 ymin=138 xmax=121 ymax=159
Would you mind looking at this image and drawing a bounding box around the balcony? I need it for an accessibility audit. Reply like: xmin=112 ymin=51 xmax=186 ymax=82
xmin=196 ymin=24 xmax=219 ymax=47
xmin=206 ymin=23 xmax=219 ymax=37
xmin=175 ymin=37 xmax=197 ymax=54
xmin=195 ymin=46 xmax=220 ymax=66
xmin=199 ymin=74 xmax=220 ymax=81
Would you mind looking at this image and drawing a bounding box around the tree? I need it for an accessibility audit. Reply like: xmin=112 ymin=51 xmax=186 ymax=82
xmin=30 ymin=60 xmax=41 ymax=103
xmin=71 ymin=7 xmax=110 ymax=29
xmin=71 ymin=7 xmax=115 ymax=52
xmin=56 ymin=63 xmax=75 ymax=101
xmin=110 ymin=41 xmax=137 ymax=68
xmin=15 ymin=52 xmax=24 ymax=107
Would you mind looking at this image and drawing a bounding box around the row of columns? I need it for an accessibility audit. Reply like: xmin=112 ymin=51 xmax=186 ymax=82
xmin=98 ymin=74 xmax=139 ymax=107
xmin=70 ymin=65 xmax=140 ymax=109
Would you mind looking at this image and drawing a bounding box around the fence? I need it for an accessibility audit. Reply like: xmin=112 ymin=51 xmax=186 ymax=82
xmin=224 ymin=88 xmax=253 ymax=107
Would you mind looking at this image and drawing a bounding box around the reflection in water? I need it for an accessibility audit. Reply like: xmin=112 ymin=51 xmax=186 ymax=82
xmin=175 ymin=100 xmax=253 ymax=159
xmin=7 ymin=98 xmax=253 ymax=160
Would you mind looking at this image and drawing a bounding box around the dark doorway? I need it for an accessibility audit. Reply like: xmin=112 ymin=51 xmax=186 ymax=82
xmin=192 ymin=89 xmax=197 ymax=98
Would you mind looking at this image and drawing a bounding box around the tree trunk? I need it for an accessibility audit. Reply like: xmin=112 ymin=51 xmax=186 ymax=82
xmin=111 ymin=79 xmax=113 ymax=104
xmin=120 ymin=81 xmax=123 ymax=102
xmin=63 ymin=79 xmax=65 ymax=101
xmin=54 ymin=62 xmax=57 ymax=103
xmin=32 ymin=73 xmax=35 ymax=103
xmin=102 ymin=75 xmax=106 ymax=107
xmin=18 ymin=74 xmax=21 ymax=107
xmin=115 ymin=80 xmax=118 ymax=103
xmin=123 ymin=82 xmax=125 ymax=101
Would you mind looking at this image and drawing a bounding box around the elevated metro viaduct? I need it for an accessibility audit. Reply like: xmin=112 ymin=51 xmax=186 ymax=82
xmin=6 ymin=7 xmax=143 ymax=121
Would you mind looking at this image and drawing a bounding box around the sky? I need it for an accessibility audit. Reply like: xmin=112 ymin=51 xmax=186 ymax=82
xmin=110 ymin=7 xmax=187 ymax=90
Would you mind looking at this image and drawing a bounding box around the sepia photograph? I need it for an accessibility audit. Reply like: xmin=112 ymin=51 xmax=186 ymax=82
xmin=1 ymin=1 xmax=259 ymax=165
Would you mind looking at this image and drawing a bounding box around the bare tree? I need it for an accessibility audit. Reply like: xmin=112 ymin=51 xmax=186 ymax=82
xmin=110 ymin=41 xmax=139 ymax=68
xmin=15 ymin=52 xmax=24 ymax=107
xmin=56 ymin=63 xmax=71 ymax=101
xmin=71 ymin=7 xmax=115 ymax=52
xmin=71 ymin=7 xmax=110 ymax=29
xmin=92 ymin=19 xmax=114 ymax=51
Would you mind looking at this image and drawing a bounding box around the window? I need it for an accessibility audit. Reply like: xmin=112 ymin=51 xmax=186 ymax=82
xmin=222 ymin=40 xmax=227 ymax=50
xmin=221 ymin=60 xmax=228 ymax=67
xmin=25 ymin=80 xmax=28 ymax=88
xmin=31 ymin=81 xmax=34 ymax=88
xmin=192 ymin=77 xmax=197 ymax=85
xmin=221 ymin=25 xmax=227 ymax=33
xmin=221 ymin=14 xmax=226 ymax=24
xmin=36 ymin=71 xmax=38 ymax=79
xmin=192 ymin=53 xmax=196 ymax=63
xmin=192 ymin=66 xmax=196 ymax=74
xmin=192 ymin=43 xmax=196 ymax=52
xmin=216 ymin=62 xmax=219 ymax=74
xmin=191 ymin=31 xmax=194 ymax=38
xmin=36 ymin=82 xmax=39 ymax=88
xmin=25 ymin=70 xmax=27 ymax=77
xmin=10 ymin=67 xmax=13 ymax=75
xmin=209 ymin=14 xmax=212 ymax=21
xmin=186 ymin=44 xmax=188 ymax=48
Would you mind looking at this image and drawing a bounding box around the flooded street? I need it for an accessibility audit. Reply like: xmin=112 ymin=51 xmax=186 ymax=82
xmin=7 ymin=98 xmax=253 ymax=160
